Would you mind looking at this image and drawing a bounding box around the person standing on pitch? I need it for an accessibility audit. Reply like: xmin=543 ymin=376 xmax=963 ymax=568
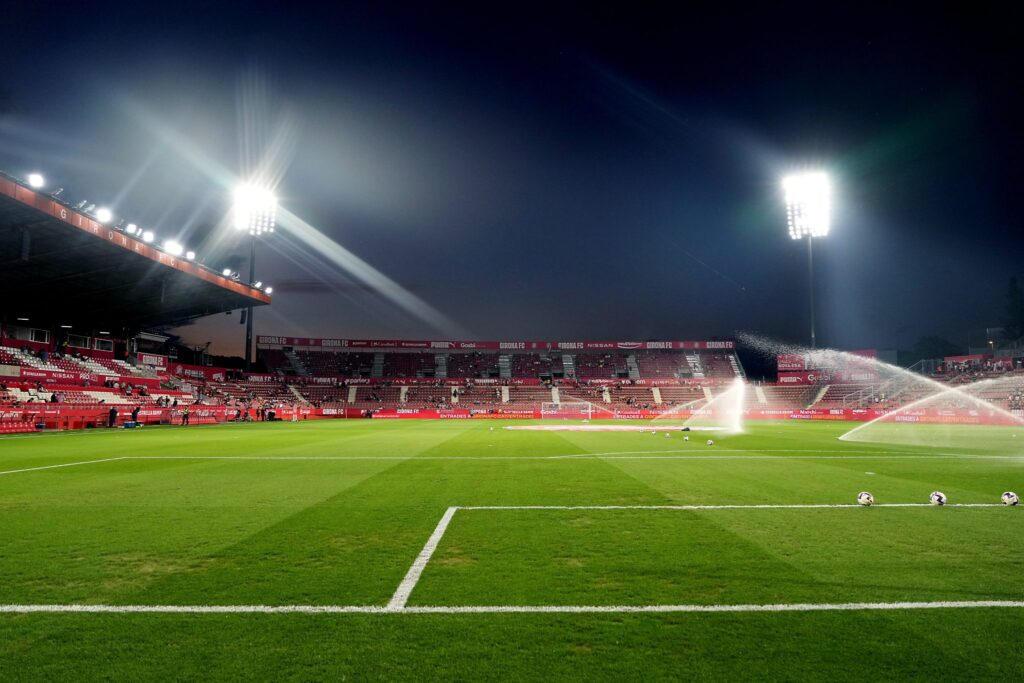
xmin=108 ymin=405 xmax=118 ymax=428
xmin=182 ymin=405 xmax=191 ymax=426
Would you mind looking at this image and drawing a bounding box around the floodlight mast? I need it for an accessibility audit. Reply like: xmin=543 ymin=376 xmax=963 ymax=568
xmin=783 ymin=171 xmax=831 ymax=348
xmin=233 ymin=183 xmax=278 ymax=371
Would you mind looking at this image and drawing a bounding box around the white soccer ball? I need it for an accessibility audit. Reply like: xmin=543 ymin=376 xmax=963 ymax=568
xmin=857 ymin=491 xmax=874 ymax=506
xmin=683 ymin=435 xmax=689 ymax=442
xmin=665 ymin=432 xmax=670 ymax=438
xmin=1001 ymin=491 xmax=1020 ymax=506
xmin=929 ymin=491 xmax=947 ymax=506
xmin=706 ymin=439 xmax=714 ymax=446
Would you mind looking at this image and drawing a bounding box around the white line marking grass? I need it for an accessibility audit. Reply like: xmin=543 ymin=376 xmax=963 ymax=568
xmin=2 ymin=601 xmax=1022 ymax=615
xmin=459 ymin=503 xmax=1006 ymax=510
xmin=0 ymin=457 xmax=128 ymax=477
xmin=387 ymin=506 xmax=459 ymax=610
xmin=112 ymin=451 xmax=1024 ymax=461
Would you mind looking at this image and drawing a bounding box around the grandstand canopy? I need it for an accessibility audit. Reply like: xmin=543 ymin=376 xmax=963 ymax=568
xmin=0 ymin=177 xmax=270 ymax=331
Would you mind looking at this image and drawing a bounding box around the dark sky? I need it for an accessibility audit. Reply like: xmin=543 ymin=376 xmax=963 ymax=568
xmin=2 ymin=2 xmax=1021 ymax=354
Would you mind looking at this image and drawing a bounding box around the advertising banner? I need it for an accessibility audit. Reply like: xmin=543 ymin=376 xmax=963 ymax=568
xmin=9 ymin=366 xmax=163 ymax=390
xmin=776 ymin=354 xmax=806 ymax=371
xmin=257 ymin=336 xmax=735 ymax=351
xmin=170 ymin=363 xmax=229 ymax=382
xmin=137 ymin=353 xmax=167 ymax=370
xmin=777 ymin=371 xmax=820 ymax=385
xmin=777 ymin=370 xmax=879 ymax=384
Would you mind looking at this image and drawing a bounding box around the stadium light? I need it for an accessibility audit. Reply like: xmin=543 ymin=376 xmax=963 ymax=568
xmin=253 ymin=281 xmax=262 ymax=289
xmin=95 ymin=207 xmax=113 ymax=224
xmin=782 ymin=170 xmax=831 ymax=348
xmin=233 ymin=183 xmax=278 ymax=236
xmin=60 ymin=324 xmax=72 ymax=329
xmin=185 ymin=250 xmax=195 ymax=261
xmin=222 ymin=268 xmax=232 ymax=276
xmin=142 ymin=230 xmax=155 ymax=243
xmin=125 ymin=223 xmax=138 ymax=235
xmin=264 ymin=286 xmax=273 ymax=295
xmin=27 ymin=173 xmax=45 ymax=189
xmin=783 ymin=172 xmax=830 ymax=239
xmin=163 ymin=240 xmax=184 ymax=257
xmin=16 ymin=317 xmax=29 ymax=321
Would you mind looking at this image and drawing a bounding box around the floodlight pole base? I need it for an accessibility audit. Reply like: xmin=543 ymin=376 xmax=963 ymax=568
xmin=244 ymin=238 xmax=255 ymax=372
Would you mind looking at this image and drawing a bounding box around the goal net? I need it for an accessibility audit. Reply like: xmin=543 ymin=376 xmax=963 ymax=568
xmin=540 ymin=402 xmax=593 ymax=419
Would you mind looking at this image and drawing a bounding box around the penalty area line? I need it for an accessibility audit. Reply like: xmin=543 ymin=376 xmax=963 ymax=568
xmin=458 ymin=503 xmax=1006 ymax=510
xmin=1 ymin=600 xmax=1022 ymax=615
xmin=387 ymin=506 xmax=459 ymax=610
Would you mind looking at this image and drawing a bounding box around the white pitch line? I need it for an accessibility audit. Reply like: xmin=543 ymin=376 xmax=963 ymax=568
xmin=458 ymin=504 xmax=1006 ymax=510
xmin=1 ymin=600 xmax=1022 ymax=615
xmin=0 ymin=457 xmax=128 ymax=477
xmin=122 ymin=452 xmax=1024 ymax=461
xmin=387 ymin=506 xmax=459 ymax=610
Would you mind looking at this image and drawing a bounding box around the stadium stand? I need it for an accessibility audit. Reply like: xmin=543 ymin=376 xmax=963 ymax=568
xmin=574 ymin=353 xmax=629 ymax=379
xmin=509 ymin=353 xmax=564 ymax=379
xmin=384 ymin=353 xmax=436 ymax=378
xmin=762 ymin=385 xmax=817 ymax=409
xmin=445 ymin=352 xmax=500 ymax=379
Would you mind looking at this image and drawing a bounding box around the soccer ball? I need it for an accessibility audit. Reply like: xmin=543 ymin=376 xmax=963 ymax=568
xmin=1001 ymin=491 xmax=1020 ymax=506
xmin=706 ymin=439 xmax=714 ymax=446
xmin=929 ymin=491 xmax=947 ymax=506
xmin=683 ymin=435 xmax=689 ymax=442
xmin=665 ymin=432 xmax=671 ymax=438
xmin=857 ymin=491 xmax=874 ymax=506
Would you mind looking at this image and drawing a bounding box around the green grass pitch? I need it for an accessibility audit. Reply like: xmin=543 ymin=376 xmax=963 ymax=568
xmin=0 ymin=419 xmax=1022 ymax=680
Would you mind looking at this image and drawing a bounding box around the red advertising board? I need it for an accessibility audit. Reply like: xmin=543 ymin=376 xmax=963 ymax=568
xmin=778 ymin=370 xmax=879 ymax=384
xmin=777 ymin=371 xmax=820 ymax=385
xmin=5 ymin=404 xmax=1022 ymax=430
xmin=137 ymin=353 xmax=167 ymax=370
xmin=170 ymin=363 xmax=230 ymax=382
xmin=256 ymin=336 xmax=735 ymax=351
xmin=10 ymin=366 xmax=163 ymax=389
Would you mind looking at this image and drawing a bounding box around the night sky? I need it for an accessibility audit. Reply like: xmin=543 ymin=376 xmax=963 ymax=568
xmin=2 ymin=3 xmax=1021 ymax=354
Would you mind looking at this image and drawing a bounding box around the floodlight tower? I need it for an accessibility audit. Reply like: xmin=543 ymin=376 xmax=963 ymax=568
xmin=233 ymin=183 xmax=277 ymax=371
xmin=783 ymin=171 xmax=831 ymax=348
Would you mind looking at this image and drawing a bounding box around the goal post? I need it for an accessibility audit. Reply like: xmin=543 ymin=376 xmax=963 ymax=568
xmin=540 ymin=402 xmax=593 ymax=419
